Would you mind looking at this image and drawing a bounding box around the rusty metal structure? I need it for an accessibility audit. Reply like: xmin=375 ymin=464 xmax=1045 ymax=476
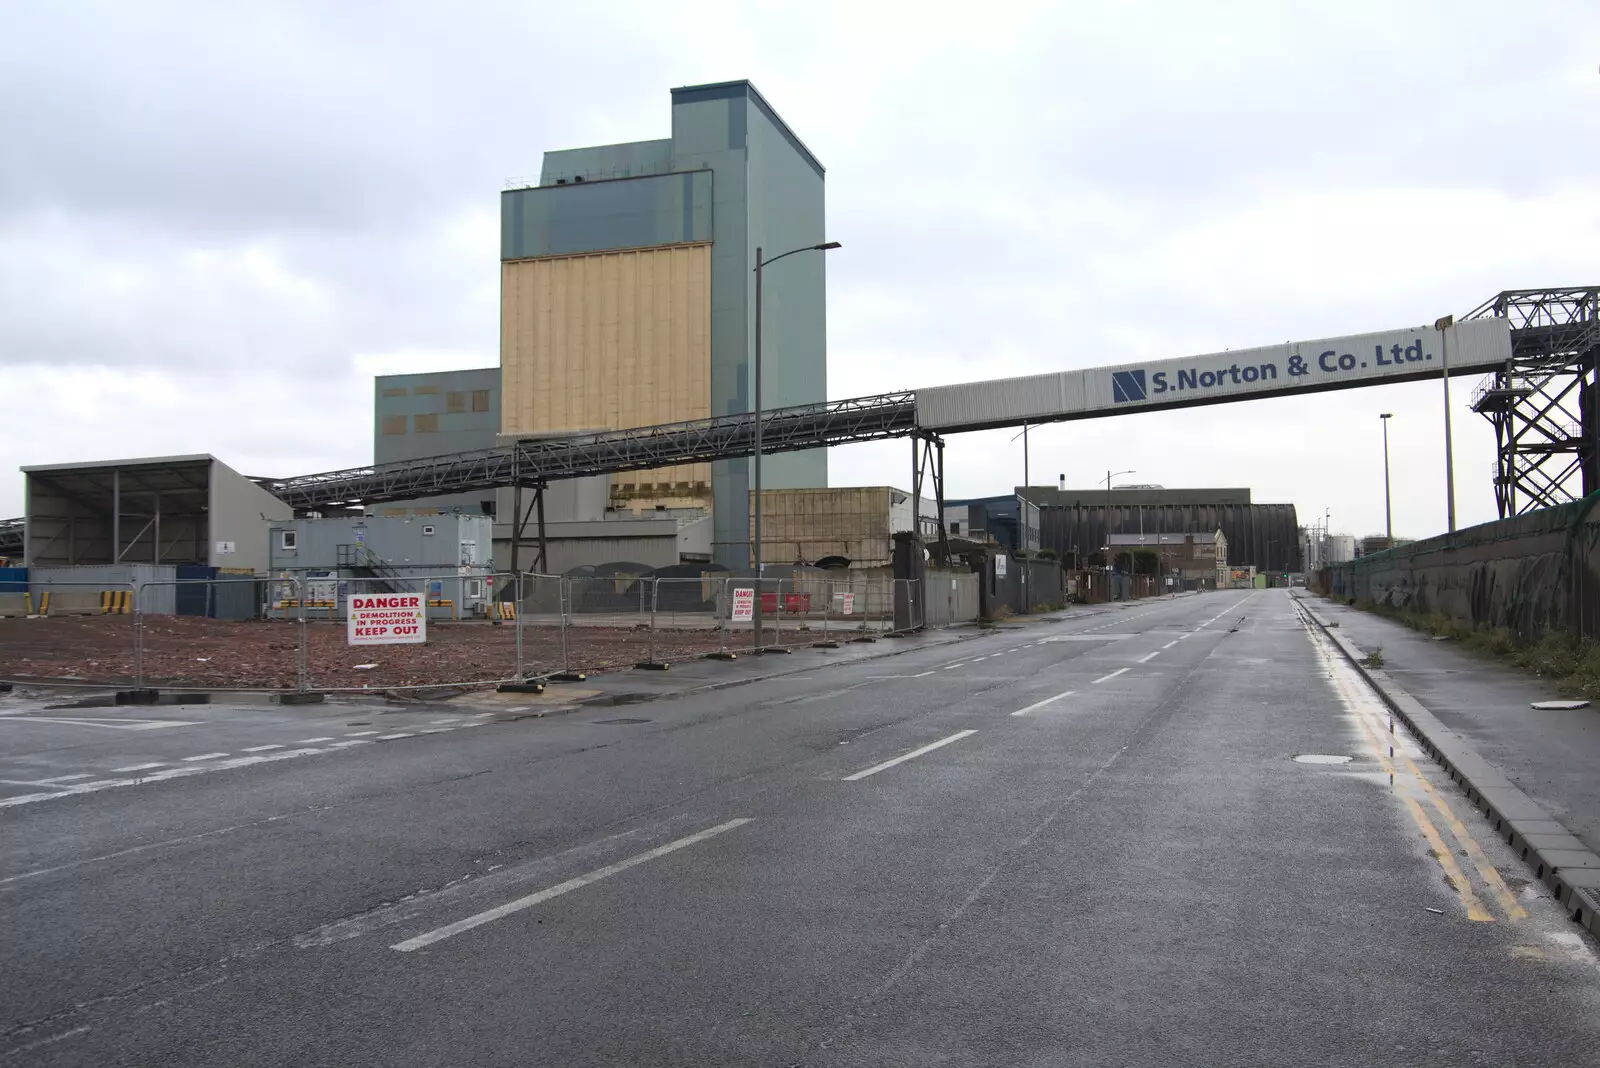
xmin=1468 ymin=287 xmax=1600 ymax=517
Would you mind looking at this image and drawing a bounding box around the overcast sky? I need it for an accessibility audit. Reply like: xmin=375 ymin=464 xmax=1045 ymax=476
xmin=3 ymin=1 xmax=1596 ymax=540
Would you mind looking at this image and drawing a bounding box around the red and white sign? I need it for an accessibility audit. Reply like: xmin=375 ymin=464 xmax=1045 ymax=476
xmin=731 ymin=587 xmax=755 ymax=622
xmin=347 ymin=593 xmax=427 ymax=645
xmin=840 ymin=592 xmax=855 ymax=616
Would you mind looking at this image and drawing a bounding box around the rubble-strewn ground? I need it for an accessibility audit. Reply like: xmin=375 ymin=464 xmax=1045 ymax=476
xmin=0 ymin=616 xmax=749 ymax=690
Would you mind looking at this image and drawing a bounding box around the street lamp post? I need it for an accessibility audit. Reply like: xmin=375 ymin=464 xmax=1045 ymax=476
xmin=1380 ymin=413 xmax=1394 ymax=544
xmin=1436 ymin=315 xmax=1458 ymax=532
xmin=752 ymin=240 xmax=841 ymax=650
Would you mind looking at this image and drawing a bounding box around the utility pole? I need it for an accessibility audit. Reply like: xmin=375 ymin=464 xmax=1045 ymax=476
xmin=1380 ymin=413 xmax=1394 ymax=543
xmin=1436 ymin=315 xmax=1458 ymax=532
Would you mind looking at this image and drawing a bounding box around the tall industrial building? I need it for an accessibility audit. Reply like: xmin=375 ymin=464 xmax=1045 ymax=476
xmin=500 ymin=80 xmax=829 ymax=568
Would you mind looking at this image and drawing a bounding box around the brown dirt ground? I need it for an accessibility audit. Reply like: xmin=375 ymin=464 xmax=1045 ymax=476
xmin=0 ymin=616 xmax=736 ymax=690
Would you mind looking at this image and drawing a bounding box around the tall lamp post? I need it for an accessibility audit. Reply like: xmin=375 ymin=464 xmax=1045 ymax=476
xmin=1379 ymin=413 xmax=1394 ymax=544
xmin=1435 ymin=315 xmax=1458 ymax=532
xmin=752 ymin=240 xmax=841 ymax=650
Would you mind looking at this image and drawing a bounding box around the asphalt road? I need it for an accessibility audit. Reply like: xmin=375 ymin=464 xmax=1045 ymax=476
xmin=4 ymin=590 xmax=1599 ymax=1066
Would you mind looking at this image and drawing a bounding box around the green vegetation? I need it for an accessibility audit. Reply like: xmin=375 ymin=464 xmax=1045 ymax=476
xmin=1350 ymin=599 xmax=1600 ymax=703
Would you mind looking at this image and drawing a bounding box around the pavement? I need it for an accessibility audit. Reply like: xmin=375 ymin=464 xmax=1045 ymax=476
xmin=1305 ymin=595 xmax=1600 ymax=857
xmin=4 ymin=589 xmax=1599 ymax=1066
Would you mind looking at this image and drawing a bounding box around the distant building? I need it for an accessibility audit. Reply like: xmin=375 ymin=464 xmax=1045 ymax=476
xmin=267 ymin=514 xmax=494 ymax=618
xmin=501 ymin=80 xmax=830 ymax=567
xmin=751 ymin=487 xmax=935 ymax=568
xmin=1106 ymin=530 xmax=1228 ymax=587
xmin=1020 ymin=485 xmax=1299 ymax=574
xmin=945 ymin=495 xmax=1041 ymax=555
xmin=373 ymin=367 xmax=503 ymax=519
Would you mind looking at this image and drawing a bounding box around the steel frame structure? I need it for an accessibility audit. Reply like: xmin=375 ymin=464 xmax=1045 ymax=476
xmin=0 ymin=517 xmax=22 ymax=556
xmin=1468 ymin=288 xmax=1599 ymax=517
xmin=257 ymin=392 xmax=919 ymax=512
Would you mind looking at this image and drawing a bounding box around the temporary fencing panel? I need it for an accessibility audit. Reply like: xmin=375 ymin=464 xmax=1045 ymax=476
xmin=133 ymin=577 xmax=293 ymax=691
xmin=0 ymin=580 xmax=139 ymax=686
xmin=305 ymin=572 xmax=521 ymax=692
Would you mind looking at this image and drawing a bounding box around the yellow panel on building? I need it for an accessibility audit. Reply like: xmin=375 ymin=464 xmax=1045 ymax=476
xmin=501 ymin=243 xmax=712 ymax=508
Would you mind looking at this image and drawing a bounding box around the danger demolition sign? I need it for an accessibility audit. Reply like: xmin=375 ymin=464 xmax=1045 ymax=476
xmin=731 ymin=587 xmax=755 ymax=622
xmin=348 ymin=593 xmax=427 ymax=645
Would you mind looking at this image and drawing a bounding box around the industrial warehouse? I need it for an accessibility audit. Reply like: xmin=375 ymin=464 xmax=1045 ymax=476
xmin=0 ymin=80 xmax=1592 ymax=698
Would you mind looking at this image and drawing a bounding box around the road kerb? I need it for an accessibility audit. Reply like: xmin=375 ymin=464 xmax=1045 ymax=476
xmin=1298 ymin=597 xmax=1600 ymax=938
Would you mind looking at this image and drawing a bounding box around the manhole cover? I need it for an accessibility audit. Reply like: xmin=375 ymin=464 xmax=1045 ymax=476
xmin=1294 ymin=754 xmax=1353 ymax=764
xmin=596 ymin=717 xmax=651 ymax=725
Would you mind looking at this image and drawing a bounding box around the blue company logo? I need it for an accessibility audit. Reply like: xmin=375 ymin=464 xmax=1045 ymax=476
xmin=1110 ymin=336 xmax=1433 ymax=403
xmin=1111 ymin=370 xmax=1147 ymax=403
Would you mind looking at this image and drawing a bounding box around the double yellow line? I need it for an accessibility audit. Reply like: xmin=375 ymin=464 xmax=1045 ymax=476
xmin=1308 ymin=615 xmax=1526 ymax=924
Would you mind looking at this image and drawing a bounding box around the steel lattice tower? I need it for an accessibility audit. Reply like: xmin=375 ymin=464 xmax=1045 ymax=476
xmin=1467 ymin=287 xmax=1599 ymax=517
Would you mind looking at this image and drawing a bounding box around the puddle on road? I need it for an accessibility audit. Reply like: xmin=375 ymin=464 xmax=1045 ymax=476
xmin=1294 ymin=753 xmax=1354 ymax=764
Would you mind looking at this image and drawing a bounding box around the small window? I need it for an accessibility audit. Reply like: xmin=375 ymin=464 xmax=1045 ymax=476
xmin=380 ymin=414 xmax=407 ymax=435
xmin=471 ymin=389 xmax=491 ymax=412
xmin=412 ymin=384 xmax=440 ymax=395
xmin=446 ymin=390 xmax=467 ymax=413
xmin=466 ymin=579 xmax=483 ymax=599
xmin=421 ymin=525 xmax=436 ymax=536
xmin=381 ymin=386 xmax=407 ymax=398
xmin=280 ymin=530 xmax=298 ymax=550
xmin=413 ymin=413 xmax=439 ymax=433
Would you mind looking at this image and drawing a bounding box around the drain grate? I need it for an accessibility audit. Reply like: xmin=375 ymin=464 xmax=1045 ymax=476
xmin=596 ymin=717 xmax=651 ymax=725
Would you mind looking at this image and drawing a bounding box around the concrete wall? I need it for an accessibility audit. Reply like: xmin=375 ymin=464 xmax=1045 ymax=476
xmin=1321 ymin=496 xmax=1600 ymax=640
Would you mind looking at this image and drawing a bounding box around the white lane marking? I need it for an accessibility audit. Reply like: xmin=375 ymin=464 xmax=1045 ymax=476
xmin=376 ymin=732 xmax=414 ymax=741
xmin=0 ymin=746 xmax=333 ymax=808
xmin=112 ymin=762 xmax=167 ymax=773
xmin=295 ymin=737 xmax=335 ymax=744
xmin=1177 ymin=632 xmax=1192 ymax=640
xmin=843 ymin=730 xmax=979 ymax=782
xmin=1092 ymin=668 xmax=1130 ymax=684
xmin=1010 ymin=691 xmax=1075 ymax=717
xmin=328 ymin=739 xmax=373 ymax=748
xmin=939 ymin=659 xmax=968 ymax=669
xmin=942 ymin=664 xmax=964 ymax=670
xmin=36 ymin=773 xmax=95 ymax=783
xmin=1162 ymin=641 xmax=1179 ymax=649
xmin=426 ymin=718 xmax=464 ymax=725
xmin=419 ymin=727 xmax=457 ymax=735
xmin=241 ymin=744 xmax=285 ymax=753
xmin=345 ymin=730 xmax=381 ymax=736
xmin=1 ymin=1025 xmax=92 ymax=1058
xmin=391 ymin=818 xmax=755 ymax=952
xmin=971 ymin=656 xmax=989 ymax=662
xmin=1137 ymin=651 xmax=1161 ymax=663
xmin=182 ymin=752 xmax=230 ymax=762
xmin=0 ymin=716 xmax=191 ymax=731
